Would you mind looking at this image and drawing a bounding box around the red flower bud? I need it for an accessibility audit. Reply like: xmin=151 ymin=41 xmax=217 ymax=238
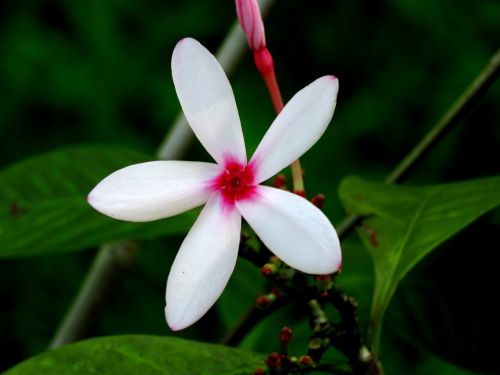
xmin=256 ymin=295 xmax=270 ymax=309
xmin=279 ymin=326 xmax=293 ymax=344
xmin=267 ymin=352 xmax=281 ymax=368
xmin=311 ymin=194 xmax=325 ymax=209
xmin=272 ymin=174 xmax=287 ymax=189
xmin=260 ymin=263 xmax=276 ymax=277
xmin=253 ymin=368 xmax=266 ymax=375
xmin=235 ymin=0 xmax=266 ymax=51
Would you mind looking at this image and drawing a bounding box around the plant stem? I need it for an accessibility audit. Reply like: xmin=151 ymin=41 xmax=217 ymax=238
xmin=336 ymin=47 xmax=500 ymax=240
xmin=258 ymin=54 xmax=305 ymax=194
xmin=49 ymin=241 xmax=139 ymax=348
xmin=49 ymin=0 xmax=277 ymax=349
xmin=385 ymin=48 xmax=500 ymax=184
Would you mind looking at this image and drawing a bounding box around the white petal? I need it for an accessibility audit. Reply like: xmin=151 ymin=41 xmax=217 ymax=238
xmin=236 ymin=186 xmax=341 ymax=274
xmin=88 ymin=161 xmax=221 ymax=222
xmin=172 ymin=38 xmax=247 ymax=166
xmin=250 ymin=76 xmax=339 ymax=183
xmin=165 ymin=193 xmax=241 ymax=330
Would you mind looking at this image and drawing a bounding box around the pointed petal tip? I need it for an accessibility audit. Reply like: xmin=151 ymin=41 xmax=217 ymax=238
xmin=324 ymin=75 xmax=339 ymax=89
xmin=318 ymin=75 xmax=339 ymax=91
xmin=173 ymin=37 xmax=194 ymax=56
xmin=167 ymin=320 xmax=182 ymax=332
xmin=314 ymin=260 xmax=342 ymax=276
xmin=165 ymin=305 xmax=187 ymax=331
xmin=176 ymin=37 xmax=194 ymax=47
xmin=86 ymin=193 xmax=99 ymax=211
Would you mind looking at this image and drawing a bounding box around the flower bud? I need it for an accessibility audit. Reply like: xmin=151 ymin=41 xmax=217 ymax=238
xmin=280 ymin=326 xmax=293 ymax=343
xmin=256 ymin=295 xmax=271 ymax=309
xmin=260 ymin=263 xmax=277 ymax=277
xmin=308 ymin=337 xmax=323 ymax=350
xmin=298 ymin=355 xmax=315 ymax=369
xmin=235 ymin=0 xmax=266 ymax=51
xmin=279 ymin=326 xmax=293 ymax=353
xmin=253 ymin=368 xmax=266 ymax=375
xmin=358 ymin=346 xmax=373 ymax=363
xmin=311 ymin=194 xmax=325 ymax=209
xmin=267 ymin=352 xmax=281 ymax=368
xmin=315 ymin=274 xmax=334 ymax=297
xmin=272 ymin=174 xmax=287 ymax=189
xmin=269 ymin=255 xmax=281 ymax=265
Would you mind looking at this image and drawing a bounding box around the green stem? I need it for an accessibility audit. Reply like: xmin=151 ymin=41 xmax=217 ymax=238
xmin=336 ymin=47 xmax=500 ymax=240
xmin=49 ymin=241 xmax=140 ymax=348
xmin=385 ymin=48 xmax=500 ymax=184
xmin=49 ymin=0 xmax=278 ymax=349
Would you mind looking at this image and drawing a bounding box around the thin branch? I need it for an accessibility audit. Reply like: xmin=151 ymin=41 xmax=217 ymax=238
xmin=336 ymin=48 xmax=500 ymax=239
xmin=49 ymin=0 xmax=277 ymax=349
xmin=49 ymin=241 xmax=140 ymax=348
xmin=385 ymin=48 xmax=500 ymax=184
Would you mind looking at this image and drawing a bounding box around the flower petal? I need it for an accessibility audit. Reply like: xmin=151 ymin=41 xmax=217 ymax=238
xmin=165 ymin=193 xmax=241 ymax=330
xmin=88 ymin=161 xmax=221 ymax=222
xmin=236 ymin=186 xmax=341 ymax=274
xmin=250 ymin=76 xmax=339 ymax=183
xmin=172 ymin=38 xmax=247 ymax=166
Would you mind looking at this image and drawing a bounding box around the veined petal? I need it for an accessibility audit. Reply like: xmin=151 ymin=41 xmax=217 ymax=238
xmin=172 ymin=38 xmax=247 ymax=166
xmin=165 ymin=193 xmax=241 ymax=330
xmin=250 ymin=76 xmax=339 ymax=183
xmin=236 ymin=186 xmax=341 ymax=274
xmin=88 ymin=161 xmax=221 ymax=222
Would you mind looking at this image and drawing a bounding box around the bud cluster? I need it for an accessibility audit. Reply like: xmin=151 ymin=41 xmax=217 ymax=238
xmin=315 ymin=274 xmax=335 ymax=298
xmin=253 ymin=327 xmax=317 ymax=374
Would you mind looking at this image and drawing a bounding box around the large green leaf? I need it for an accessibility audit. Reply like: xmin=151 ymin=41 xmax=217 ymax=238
xmin=0 ymin=146 xmax=196 ymax=258
xmin=339 ymin=176 xmax=500 ymax=350
xmin=3 ymin=335 xmax=264 ymax=374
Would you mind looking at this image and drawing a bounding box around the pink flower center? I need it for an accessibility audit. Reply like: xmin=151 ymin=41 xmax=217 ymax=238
xmin=211 ymin=160 xmax=257 ymax=206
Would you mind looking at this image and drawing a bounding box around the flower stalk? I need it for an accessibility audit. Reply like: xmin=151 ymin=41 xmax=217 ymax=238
xmin=236 ymin=0 xmax=305 ymax=194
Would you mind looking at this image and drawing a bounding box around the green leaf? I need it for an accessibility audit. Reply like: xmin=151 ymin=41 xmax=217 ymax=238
xmin=0 ymin=146 xmax=196 ymax=258
xmin=339 ymin=176 xmax=500 ymax=350
xmin=3 ymin=335 xmax=264 ymax=374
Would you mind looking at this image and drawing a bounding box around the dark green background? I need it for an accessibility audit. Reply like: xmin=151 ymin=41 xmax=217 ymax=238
xmin=1 ymin=0 xmax=499 ymax=373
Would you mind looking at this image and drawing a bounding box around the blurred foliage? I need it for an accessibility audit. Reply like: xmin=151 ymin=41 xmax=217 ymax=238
xmin=0 ymin=0 xmax=499 ymax=373
xmin=0 ymin=146 xmax=196 ymax=258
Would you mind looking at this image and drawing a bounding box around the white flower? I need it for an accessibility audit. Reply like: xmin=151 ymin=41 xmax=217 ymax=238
xmin=88 ymin=38 xmax=341 ymax=331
